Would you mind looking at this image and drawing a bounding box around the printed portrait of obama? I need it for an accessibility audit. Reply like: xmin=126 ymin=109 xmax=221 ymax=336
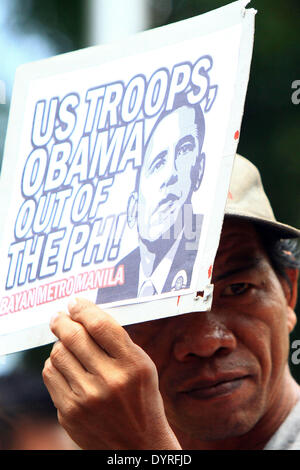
xmin=97 ymin=93 xmax=206 ymax=304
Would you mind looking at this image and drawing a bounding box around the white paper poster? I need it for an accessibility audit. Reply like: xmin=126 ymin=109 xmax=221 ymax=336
xmin=0 ymin=0 xmax=256 ymax=355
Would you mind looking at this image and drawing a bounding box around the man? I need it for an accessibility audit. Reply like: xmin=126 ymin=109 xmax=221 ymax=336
xmin=96 ymin=95 xmax=205 ymax=303
xmin=43 ymin=155 xmax=300 ymax=450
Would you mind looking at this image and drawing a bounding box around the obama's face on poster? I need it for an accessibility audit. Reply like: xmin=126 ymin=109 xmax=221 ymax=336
xmin=136 ymin=104 xmax=205 ymax=244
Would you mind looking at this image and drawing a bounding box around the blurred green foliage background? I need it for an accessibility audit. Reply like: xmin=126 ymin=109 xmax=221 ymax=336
xmin=0 ymin=0 xmax=299 ymax=381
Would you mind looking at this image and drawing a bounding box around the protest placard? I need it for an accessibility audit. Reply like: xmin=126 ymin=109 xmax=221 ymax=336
xmin=0 ymin=0 xmax=256 ymax=355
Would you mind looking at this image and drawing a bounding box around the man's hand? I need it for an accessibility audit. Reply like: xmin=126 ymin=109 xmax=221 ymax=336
xmin=42 ymin=298 xmax=181 ymax=450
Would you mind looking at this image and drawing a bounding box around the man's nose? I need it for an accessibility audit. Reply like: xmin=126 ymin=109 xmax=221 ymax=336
xmin=161 ymin=152 xmax=178 ymax=189
xmin=173 ymin=312 xmax=237 ymax=361
xmin=165 ymin=172 xmax=178 ymax=187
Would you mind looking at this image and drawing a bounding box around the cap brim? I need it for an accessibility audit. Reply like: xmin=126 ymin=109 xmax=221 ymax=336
xmin=225 ymin=211 xmax=300 ymax=239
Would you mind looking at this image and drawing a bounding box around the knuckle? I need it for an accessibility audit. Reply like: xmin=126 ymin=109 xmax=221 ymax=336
xmin=131 ymin=346 xmax=155 ymax=373
xmin=62 ymin=401 xmax=80 ymax=420
xmin=58 ymin=402 xmax=81 ymax=427
xmin=118 ymin=326 xmax=131 ymax=344
xmin=67 ymin=387 xmax=101 ymax=417
xmin=84 ymin=387 xmax=102 ymax=409
xmin=62 ymin=324 xmax=84 ymax=349
xmin=105 ymin=370 xmax=142 ymax=397
xmin=42 ymin=358 xmax=53 ymax=380
xmin=50 ymin=340 xmax=65 ymax=363
xmin=57 ymin=410 xmax=66 ymax=427
xmin=80 ymin=312 xmax=128 ymax=346
xmin=108 ymin=374 xmax=126 ymax=394
xmin=128 ymin=353 xmax=157 ymax=385
xmin=88 ymin=317 xmax=110 ymax=338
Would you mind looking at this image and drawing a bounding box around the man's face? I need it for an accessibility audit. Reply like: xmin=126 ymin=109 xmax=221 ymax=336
xmin=125 ymin=219 xmax=297 ymax=443
xmin=137 ymin=105 xmax=201 ymax=243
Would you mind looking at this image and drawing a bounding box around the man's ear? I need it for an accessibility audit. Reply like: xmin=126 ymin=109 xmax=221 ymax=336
xmin=285 ymin=268 xmax=299 ymax=309
xmin=193 ymin=152 xmax=206 ymax=191
xmin=283 ymin=268 xmax=299 ymax=333
xmin=127 ymin=191 xmax=138 ymax=229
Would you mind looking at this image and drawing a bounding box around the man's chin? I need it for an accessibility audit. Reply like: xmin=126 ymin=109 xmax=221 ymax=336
xmin=169 ymin=408 xmax=258 ymax=443
xmin=167 ymin=385 xmax=263 ymax=443
xmin=139 ymin=229 xmax=177 ymax=251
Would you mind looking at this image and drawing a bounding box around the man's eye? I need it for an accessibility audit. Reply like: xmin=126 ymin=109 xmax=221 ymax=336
xmin=149 ymin=158 xmax=165 ymax=174
xmin=222 ymin=283 xmax=251 ymax=296
xmin=148 ymin=152 xmax=167 ymax=174
xmin=177 ymin=142 xmax=194 ymax=157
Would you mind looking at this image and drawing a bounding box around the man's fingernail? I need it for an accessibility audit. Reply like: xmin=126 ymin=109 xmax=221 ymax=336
xmin=68 ymin=298 xmax=77 ymax=312
xmin=50 ymin=312 xmax=59 ymax=327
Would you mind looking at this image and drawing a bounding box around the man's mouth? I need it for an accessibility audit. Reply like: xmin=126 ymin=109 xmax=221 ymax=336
xmin=153 ymin=194 xmax=180 ymax=216
xmin=179 ymin=374 xmax=250 ymax=400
